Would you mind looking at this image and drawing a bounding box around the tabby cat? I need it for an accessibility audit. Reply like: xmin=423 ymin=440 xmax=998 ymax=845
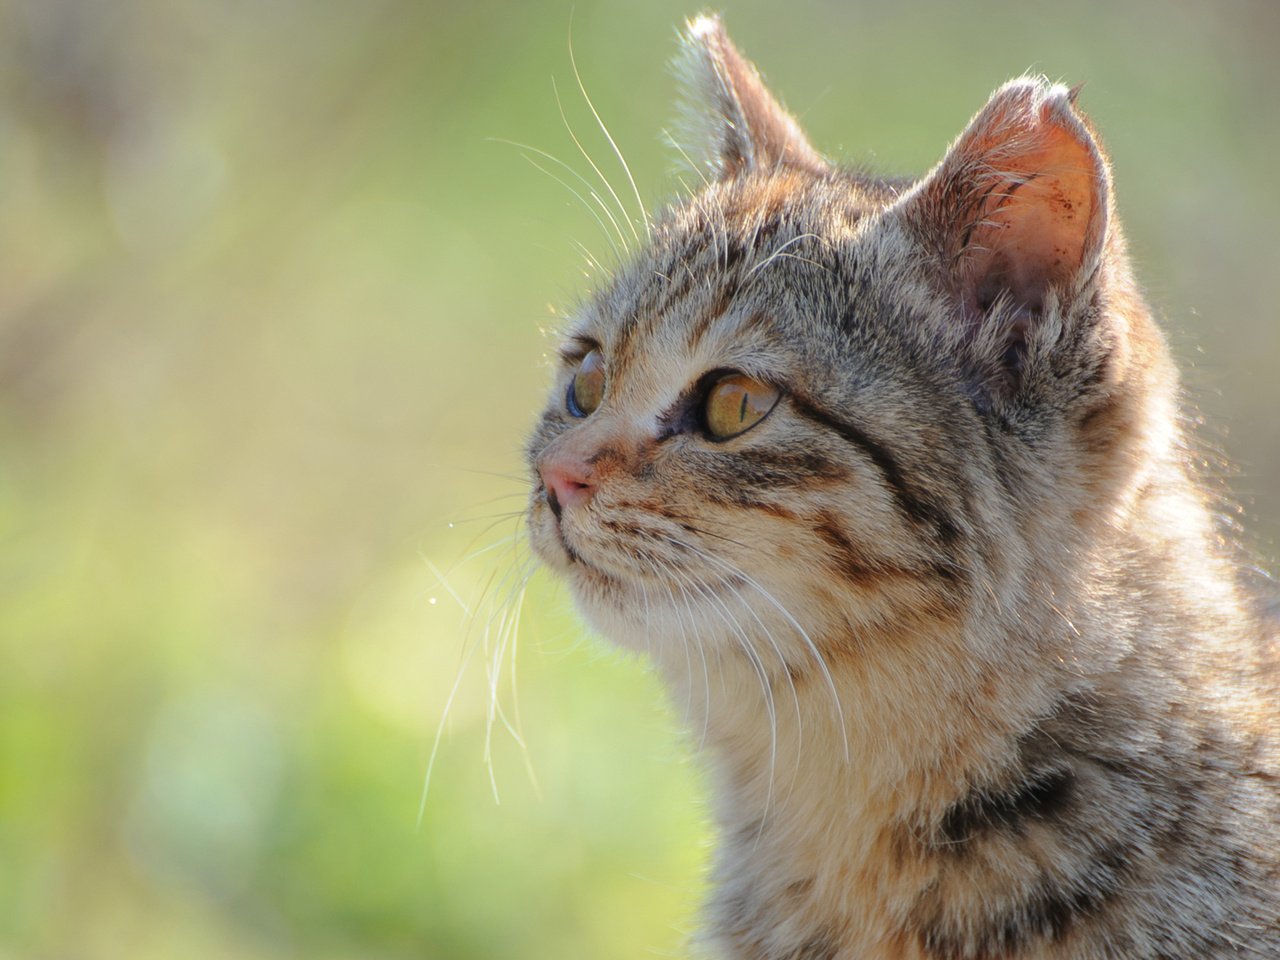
xmin=525 ymin=15 xmax=1280 ymax=959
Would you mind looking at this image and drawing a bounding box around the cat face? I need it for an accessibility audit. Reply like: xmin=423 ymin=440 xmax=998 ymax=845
xmin=527 ymin=173 xmax=958 ymax=662
xmin=525 ymin=17 xmax=1166 ymax=677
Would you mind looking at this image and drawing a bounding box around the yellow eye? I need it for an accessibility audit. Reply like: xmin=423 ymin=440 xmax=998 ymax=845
xmin=568 ymin=349 xmax=606 ymax=417
xmin=704 ymin=374 xmax=780 ymax=440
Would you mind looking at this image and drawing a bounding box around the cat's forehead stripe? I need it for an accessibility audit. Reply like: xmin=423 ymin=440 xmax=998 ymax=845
xmin=606 ymin=209 xmax=811 ymax=370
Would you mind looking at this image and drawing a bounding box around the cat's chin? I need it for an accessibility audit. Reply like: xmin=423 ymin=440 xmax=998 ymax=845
xmin=565 ymin=580 xmax=652 ymax=652
xmin=540 ymin=543 xmax=740 ymax=656
xmin=529 ymin=498 xmax=830 ymax=664
xmin=529 ymin=504 xmax=618 ymax=580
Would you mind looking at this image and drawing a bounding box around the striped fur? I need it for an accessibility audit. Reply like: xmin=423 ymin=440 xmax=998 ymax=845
xmin=525 ymin=16 xmax=1280 ymax=959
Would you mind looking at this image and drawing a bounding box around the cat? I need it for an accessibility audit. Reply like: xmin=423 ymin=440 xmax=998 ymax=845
xmin=524 ymin=15 xmax=1280 ymax=959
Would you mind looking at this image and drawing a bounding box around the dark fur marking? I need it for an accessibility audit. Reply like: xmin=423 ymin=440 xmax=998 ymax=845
xmin=745 ymin=217 xmax=784 ymax=260
xmin=586 ymin=446 xmax=624 ymax=471
xmin=919 ymin=841 xmax=1128 ymax=959
xmin=733 ymin=819 xmax=765 ymax=846
xmin=783 ymin=878 xmax=814 ymax=901
xmin=689 ymin=450 xmax=849 ymax=500
xmin=938 ymin=766 xmax=1076 ymax=846
xmin=734 ymin=499 xmax=802 ymax=521
xmin=812 ymin=514 xmax=910 ymax=586
xmin=790 ymin=397 xmax=962 ymax=545
xmin=733 ymin=450 xmax=848 ymax=485
xmin=684 ymin=282 xmax=741 ymax=351
xmin=722 ymin=237 xmax=748 ymax=271
xmin=916 ymin=691 xmax=1141 ymax=958
xmin=784 ymin=933 xmax=838 ymax=960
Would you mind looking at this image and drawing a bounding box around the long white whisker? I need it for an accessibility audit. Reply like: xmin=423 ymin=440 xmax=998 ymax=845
xmin=568 ymin=20 xmax=650 ymax=241
xmin=485 ymin=557 xmax=541 ymax=798
xmin=665 ymin=532 xmax=850 ymax=765
xmin=669 ymin=540 xmax=806 ymax=789
xmin=493 ymin=141 xmax=627 ymax=261
xmin=663 ymin=564 xmax=699 ymax=729
xmin=744 ymin=232 xmax=828 ymax=284
xmin=682 ymin=575 xmax=715 ymax=749
xmin=421 ymin=555 xmax=474 ymax=618
xmin=521 ymin=154 xmax=625 ymax=263
xmin=663 ymin=554 xmax=778 ymax=827
xmin=488 ymin=136 xmax=629 ymax=256
xmin=570 ymin=239 xmax=606 ymax=279
xmin=440 ymin=509 xmax=528 ymax=528
xmin=661 ymin=537 xmax=803 ymax=773
xmin=424 ymin=512 xmax=526 ymax=589
xmin=644 ymin=553 xmax=713 ymax=747
xmin=420 ymin=514 xmax=538 ymax=823
xmin=452 ymin=531 xmax=525 ymax=568
xmin=423 ymin=463 xmax=530 ymax=484
xmin=480 ymin=550 xmax=541 ymax=804
xmin=553 ymin=76 xmax=637 ymax=251
xmin=449 ymin=490 xmax=532 ymax=508
xmin=419 ymin=551 xmax=530 ymax=824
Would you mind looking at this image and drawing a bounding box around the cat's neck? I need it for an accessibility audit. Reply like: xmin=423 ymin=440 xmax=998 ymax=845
xmin=656 ymin=471 xmax=1255 ymax=952
xmin=657 ymin=608 xmax=1049 ymax=953
xmin=660 ymin=606 xmax=1056 ymax=821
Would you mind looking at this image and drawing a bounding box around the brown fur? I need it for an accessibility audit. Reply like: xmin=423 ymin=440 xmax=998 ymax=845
xmin=525 ymin=15 xmax=1280 ymax=959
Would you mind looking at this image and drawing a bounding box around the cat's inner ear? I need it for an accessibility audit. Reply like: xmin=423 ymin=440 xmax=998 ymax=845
xmin=904 ymin=78 xmax=1110 ymax=332
xmin=675 ymin=15 xmax=826 ymax=180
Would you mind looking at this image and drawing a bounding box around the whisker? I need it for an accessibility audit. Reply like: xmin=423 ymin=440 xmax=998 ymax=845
xmin=440 ymin=508 xmax=528 ymax=528
xmin=452 ymin=529 xmax=526 ymax=569
xmin=483 ymin=557 xmax=541 ymax=802
xmin=425 ymin=463 xmax=529 ymax=484
xmin=723 ymin=581 xmax=807 ymax=801
xmin=479 ymin=548 xmax=540 ymax=804
xmin=570 ymin=238 xmax=607 ymax=278
xmin=553 ymin=77 xmax=637 ymax=253
xmin=419 ymin=515 xmax=538 ymax=822
xmin=643 ymin=552 xmax=714 ymax=747
xmin=420 ymin=554 xmax=475 ymax=619
xmin=660 ymin=536 xmax=803 ymax=775
xmin=569 ymin=18 xmax=650 ymax=241
xmin=662 ymin=554 xmax=779 ymax=827
xmin=521 ymin=153 xmax=626 ymax=263
xmin=493 ymin=142 xmax=627 ymax=262
xmin=743 ymin=234 xmax=831 ymax=299
xmin=664 ymin=530 xmax=850 ymax=765
xmin=419 ymin=559 xmax=513 ymax=824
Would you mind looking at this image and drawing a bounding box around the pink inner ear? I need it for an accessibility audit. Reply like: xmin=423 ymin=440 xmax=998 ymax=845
xmin=961 ymin=102 xmax=1105 ymax=315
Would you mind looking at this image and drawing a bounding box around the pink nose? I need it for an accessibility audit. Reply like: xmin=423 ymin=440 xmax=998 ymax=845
xmin=539 ymin=458 xmax=595 ymax=516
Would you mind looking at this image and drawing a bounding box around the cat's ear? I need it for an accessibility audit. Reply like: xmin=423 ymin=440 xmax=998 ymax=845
xmin=899 ymin=77 xmax=1110 ymax=353
xmin=674 ymin=15 xmax=826 ymax=180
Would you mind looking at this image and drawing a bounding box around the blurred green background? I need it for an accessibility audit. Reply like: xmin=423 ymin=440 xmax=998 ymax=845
xmin=0 ymin=1 xmax=1276 ymax=957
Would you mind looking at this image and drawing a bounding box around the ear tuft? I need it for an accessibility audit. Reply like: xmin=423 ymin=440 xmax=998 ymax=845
xmin=673 ymin=14 xmax=826 ymax=181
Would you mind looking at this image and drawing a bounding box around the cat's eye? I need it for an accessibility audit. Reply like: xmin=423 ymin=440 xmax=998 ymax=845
xmin=567 ymin=349 xmax=606 ymax=417
xmin=703 ymin=374 xmax=781 ymax=440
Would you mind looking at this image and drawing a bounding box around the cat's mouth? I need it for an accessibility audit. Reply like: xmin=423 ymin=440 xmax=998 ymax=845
xmin=533 ymin=493 xmax=753 ymax=603
xmin=532 ymin=490 xmax=614 ymax=578
xmin=551 ymin=521 xmax=590 ymax=568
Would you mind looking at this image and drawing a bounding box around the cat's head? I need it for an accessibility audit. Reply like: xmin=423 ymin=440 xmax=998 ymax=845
xmin=525 ymin=16 xmax=1174 ymax=675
